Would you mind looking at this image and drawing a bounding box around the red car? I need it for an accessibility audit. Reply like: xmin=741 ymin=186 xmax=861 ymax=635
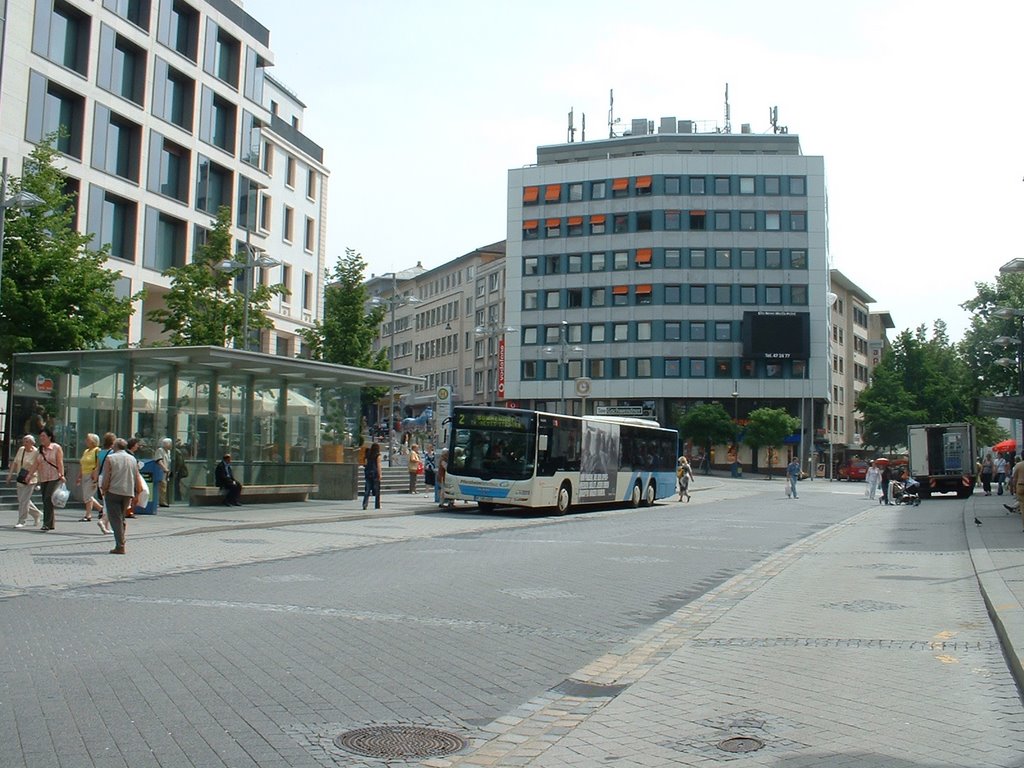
xmin=839 ymin=459 xmax=868 ymax=481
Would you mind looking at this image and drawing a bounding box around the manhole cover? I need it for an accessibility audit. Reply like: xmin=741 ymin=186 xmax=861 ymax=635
xmin=334 ymin=725 xmax=465 ymax=758
xmin=718 ymin=736 xmax=765 ymax=753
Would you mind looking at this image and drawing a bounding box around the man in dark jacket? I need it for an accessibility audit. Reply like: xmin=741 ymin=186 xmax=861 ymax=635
xmin=215 ymin=453 xmax=243 ymax=506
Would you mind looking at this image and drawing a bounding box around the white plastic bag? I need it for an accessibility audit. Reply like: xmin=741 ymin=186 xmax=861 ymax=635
xmin=52 ymin=481 xmax=70 ymax=509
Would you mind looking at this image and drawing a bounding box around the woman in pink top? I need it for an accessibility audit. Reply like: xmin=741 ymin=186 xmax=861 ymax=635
xmin=36 ymin=427 xmax=65 ymax=531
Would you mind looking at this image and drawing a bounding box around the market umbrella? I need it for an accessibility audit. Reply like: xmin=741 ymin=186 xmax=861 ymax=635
xmin=993 ymin=439 xmax=1016 ymax=453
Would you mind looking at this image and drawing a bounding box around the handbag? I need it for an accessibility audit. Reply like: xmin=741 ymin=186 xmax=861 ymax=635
xmin=16 ymin=468 xmax=29 ymax=484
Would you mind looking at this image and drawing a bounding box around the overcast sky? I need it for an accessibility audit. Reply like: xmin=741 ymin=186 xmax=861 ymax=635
xmin=241 ymin=0 xmax=1024 ymax=341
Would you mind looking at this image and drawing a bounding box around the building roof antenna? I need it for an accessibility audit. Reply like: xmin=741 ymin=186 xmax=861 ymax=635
xmin=608 ymin=89 xmax=620 ymax=138
xmin=723 ymin=83 xmax=731 ymax=134
xmin=567 ymin=107 xmax=575 ymax=143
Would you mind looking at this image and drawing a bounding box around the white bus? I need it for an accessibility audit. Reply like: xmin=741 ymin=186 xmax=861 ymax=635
xmin=444 ymin=406 xmax=678 ymax=514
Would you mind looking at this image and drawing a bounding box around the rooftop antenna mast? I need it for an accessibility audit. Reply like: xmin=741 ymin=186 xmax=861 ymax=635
xmin=581 ymin=112 xmax=586 ymax=142
xmin=769 ymin=106 xmax=788 ymax=134
xmin=723 ymin=83 xmax=732 ymax=134
xmin=608 ymin=89 xmax=620 ymax=138
xmin=567 ymin=107 xmax=575 ymax=143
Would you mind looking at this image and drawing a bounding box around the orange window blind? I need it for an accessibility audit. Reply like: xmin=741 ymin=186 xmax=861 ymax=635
xmin=590 ymin=214 xmax=606 ymax=224
xmin=635 ymin=248 xmax=653 ymax=263
xmin=567 ymin=216 xmax=583 ymax=226
xmin=611 ymin=178 xmax=629 ymax=191
xmin=523 ymin=219 xmax=539 ymax=229
xmin=635 ymin=175 xmax=652 ymax=189
xmin=636 ymin=284 xmax=653 ymax=293
xmin=544 ymin=184 xmax=561 ymax=201
xmin=546 ymin=218 xmax=561 ymax=228
xmin=522 ymin=186 xmax=539 ymax=202
xmin=612 ymin=285 xmax=628 ymax=295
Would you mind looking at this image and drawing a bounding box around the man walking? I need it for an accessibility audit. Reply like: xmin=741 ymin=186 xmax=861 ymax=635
xmin=786 ymin=456 xmax=800 ymax=499
xmin=1012 ymin=458 xmax=1024 ymax=532
xmin=100 ymin=438 xmax=144 ymax=555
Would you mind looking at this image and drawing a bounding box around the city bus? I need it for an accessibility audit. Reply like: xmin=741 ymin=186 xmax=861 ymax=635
xmin=444 ymin=406 xmax=678 ymax=514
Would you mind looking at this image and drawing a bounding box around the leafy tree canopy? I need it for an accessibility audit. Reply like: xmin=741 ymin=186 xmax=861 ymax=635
xmin=676 ymin=402 xmax=735 ymax=454
xmin=743 ymin=407 xmax=800 ymax=474
xmin=0 ymin=139 xmax=138 ymax=387
xmin=147 ymin=207 xmax=287 ymax=347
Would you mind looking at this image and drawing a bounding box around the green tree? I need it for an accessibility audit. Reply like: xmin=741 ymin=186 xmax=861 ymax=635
xmin=0 ymin=139 xmax=137 ymax=387
xmin=147 ymin=207 xmax=287 ymax=346
xmin=743 ymin=407 xmax=800 ymax=477
xmin=676 ymin=402 xmax=735 ymax=461
xmin=961 ymin=272 xmax=1024 ymax=401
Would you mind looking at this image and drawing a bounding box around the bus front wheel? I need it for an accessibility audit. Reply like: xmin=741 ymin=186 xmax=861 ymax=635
xmin=629 ymin=482 xmax=642 ymax=508
xmin=556 ymin=483 xmax=572 ymax=515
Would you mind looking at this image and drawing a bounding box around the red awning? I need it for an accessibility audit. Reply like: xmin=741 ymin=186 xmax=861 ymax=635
xmin=993 ymin=439 xmax=1017 ymax=453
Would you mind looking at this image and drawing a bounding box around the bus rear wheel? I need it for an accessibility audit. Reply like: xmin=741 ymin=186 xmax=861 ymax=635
xmin=629 ymin=481 xmax=642 ymax=508
xmin=556 ymin=483 xmax=572 ymax=515
xmin=643 ymin=481 xmax=657 ymax=506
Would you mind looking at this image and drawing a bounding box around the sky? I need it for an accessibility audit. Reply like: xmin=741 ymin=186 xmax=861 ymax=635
xmin=241 ymin=0 xmax=1024 ymax=342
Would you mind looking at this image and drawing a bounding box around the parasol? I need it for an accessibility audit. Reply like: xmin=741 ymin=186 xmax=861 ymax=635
xmin=993 ymin=439 xmax=1016 ymax=453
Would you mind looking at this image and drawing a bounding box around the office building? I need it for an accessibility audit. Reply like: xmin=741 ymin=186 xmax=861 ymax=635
xmin=0 ymin=0 xmax=327 ymax=352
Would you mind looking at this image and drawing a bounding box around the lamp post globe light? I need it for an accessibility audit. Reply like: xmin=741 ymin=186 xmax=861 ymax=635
xmin=475 ymin=320 xmax=517 ymax=407
xmin=214 ymin=246 xmax=280 ymax=352
xmin=0 ymin=157 xmax=46 ymax=308
xmin=370 ymin=273 xmax=420 ymax=465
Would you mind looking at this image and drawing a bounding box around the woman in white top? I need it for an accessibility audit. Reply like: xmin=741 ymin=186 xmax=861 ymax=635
xmin=6 ymin=434 xmax=42 ymax=528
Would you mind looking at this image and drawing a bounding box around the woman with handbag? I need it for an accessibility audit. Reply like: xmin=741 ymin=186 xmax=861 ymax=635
xmin=76 ymin=433 xmax=102 ymax=522
xmin=36 ymin=426 xmax=65 ymax=531
xmin=6 ymin=434 xmax=41 ymax=528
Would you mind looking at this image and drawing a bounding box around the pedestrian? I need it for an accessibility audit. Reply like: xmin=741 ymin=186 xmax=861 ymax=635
xmin=7 ymin=434 xmax=41 ymax=528
xmin=676 ymin=455 xmax=693 ymax=502
xmin=407 ymin=443 xmax=422 ymax=494
xmin=996 ymin=454 xmax=1008 ymax=496
xmin=94 ymin=432 xmax=116 ymax=534
xmin=1012 ymin=457 xmax=1024 ymax=532
xmin=880 ymin=464 xmax=892 ymax=505
xmin=865 ymin=460 xmax=881 ymax=500
xmin=35 ymin=426 xmax=65 ymax=532
xmin=362 ymin=442 xmax=382 ymax=510
xmin=423 ymin=443 xmax=437 ymax=502
xmin=172 ymin=439 xmax=188 ymax=502
xmin=214 ymin=453 xmax=243 ymax=506
xmin=786 ymin=456 xmax=800 ymax=499
xmin=99 ymin=438 xmax=144 ymax=555
xmin=76 ymin=433 xmax=102 ymax=522
xmin=124 ymin=437 xmax=144 ymax=516
xmin=437 ymin=448 xmax=454 ymax=508
xmin=154 ymin=437 xmax=172 ymax=507
xmin=981 ymin=453 xmax=994 ymax=496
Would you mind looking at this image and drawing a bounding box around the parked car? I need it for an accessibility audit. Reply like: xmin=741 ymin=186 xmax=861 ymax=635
xmin=839 ymin=459 xmax=869 ymax=481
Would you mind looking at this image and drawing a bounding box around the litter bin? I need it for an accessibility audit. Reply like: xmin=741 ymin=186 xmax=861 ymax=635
xmin=139 ymin=459 xmax=165 ymax=514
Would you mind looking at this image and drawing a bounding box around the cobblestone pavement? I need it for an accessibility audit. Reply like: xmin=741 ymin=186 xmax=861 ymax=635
xmin=0 ymin=479 xmax=1022 ymax=767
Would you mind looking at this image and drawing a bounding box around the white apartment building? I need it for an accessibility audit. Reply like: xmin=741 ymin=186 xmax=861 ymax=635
xmin=0 ymin=0 xmax=327 ymax=353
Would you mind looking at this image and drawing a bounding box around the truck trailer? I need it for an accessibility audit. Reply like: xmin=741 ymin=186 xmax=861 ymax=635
xmin=907 ymin=423 xmax=976 ymax=499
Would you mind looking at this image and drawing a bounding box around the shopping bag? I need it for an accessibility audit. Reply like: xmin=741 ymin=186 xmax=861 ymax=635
xmin=52 ymin=481 xmax=71 ymax=508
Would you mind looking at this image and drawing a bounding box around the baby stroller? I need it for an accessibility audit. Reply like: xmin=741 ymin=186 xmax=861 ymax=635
xmin=891 ymin=478 xmax=921 ymax=506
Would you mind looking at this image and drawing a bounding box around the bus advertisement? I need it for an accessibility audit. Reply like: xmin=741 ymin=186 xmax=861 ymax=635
xmin=444 ymin=406 xmax=678 ymax=514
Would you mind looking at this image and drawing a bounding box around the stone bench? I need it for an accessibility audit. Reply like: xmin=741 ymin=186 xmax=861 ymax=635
xmin=189 ymin=484 xmax=319 ymax=506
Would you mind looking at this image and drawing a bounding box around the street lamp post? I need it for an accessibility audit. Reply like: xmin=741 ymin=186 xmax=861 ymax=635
xmin=215 ymin=241 xmax=280 ymax=352
xmin=994 ymin=307 xmax=1024 ymax=447
xmin=475 ymin=320 xmax=517 ymax=407
xmin=542 ymin=321 xmax=570 ymax=414
xmin=371 ymin=273 xmax=420 ymax=465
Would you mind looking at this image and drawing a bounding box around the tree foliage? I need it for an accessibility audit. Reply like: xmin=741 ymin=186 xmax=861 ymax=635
xmin=676 ymin=402 xmax=735 ymax=456
xmin=743 ymin=407 xmax=800 ymax=476
xmin=147 ymin=207 xmax=287 ymax=347
xmin=0 ymin=139 xmax=137 ymax=386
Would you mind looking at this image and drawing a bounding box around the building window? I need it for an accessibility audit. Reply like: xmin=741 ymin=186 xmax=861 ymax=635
xmin=25 ymin=71 xmax=85 ymax=158
xmin=567 ymin=288 xmax=583 ymax=308
xmin=98 ymin=25 xmax=146 ymax=105
xmin=791 ymin=249 xmax=807 ymax=269
xmin=285 ymin=155 xmax=296 ymax=187
xmin=790 ymin=211 xmax=807 ymax=231
xmin=522 ymin=186 xmax=539 ymax=204
xmin=103 ymin=0 xmax=151 ymax=29
xmin=302 ymin=271 xmax=313 ymax=311
xmin=199 ymin=86 xmax=236 ymax=153
xmin=714 ymin=249 xmax=731 ymax=269
xmin=143 ymin=206 xmax=186 ymax=270
xmin=690 ymin=285 xmax=706 ymax=304
xmin=690 ymin=322 xmax=706 ymax=341
xmin=590 ymin=214 xmax=606 ymax=235
xmin=739 ymin=176 xmax=754 ymax=194
xmin=522 ymin=360 xmax=537 ymax=380
xmin=545 ymin=218 xmax=561 ymax=237
xmin=665 ymin=285 xmax=681 ymax=304
xmin=689 ymin=211 xmax=706 ymax=230
xmin=87 ymin=185 xmax=137 ymax=262
xmin=147 ymin=132 xmax=190 ymax=203
xmin=590 ymin=287 xmax=606 ymax=307
xmin=714 ymin=211 xmax=731 ymax=230
xmin=591 ymin=252 xmax=606 ymax=271
xmin=665 ymin=209 xmax=682 ymax=230
xmin=590 ymin=324 xmax=605 ymax=342
xmin=523 ymin=291 xmax=538 ymax=310
xmin=715 ymin=322 xmax=731 ymax=341
xmin=789 ymin=176 xmax=806 ymax=195
xmin=765 ymin=285 xmax=782 ymax=304
xmin=568 ymin=182 xmax=583 ymax=201
xmin=612 ymin=286 xmax=629 ymax=306
xmin=239 ymin=111 xmax=261 ymax=166
xmin=764 ymin=176 xmax=780 ymax=194
xmin=740 ymin=249 xmax=756 ymax=268
xmin=665 ymin=358 xmax=681 ymax=377
xmin=243 ymin=46 xmax=266 ymax=104
xmin=690 ymin=359 xmax=706 ymax=377
xmin=637 ymin=358 xmax=652 ymax=377
xmin=33 ymin=0 xmax=91 ymax=74
xmin=765 ymin=249 xmax=782 ymax=269
xmin=715 ymin=285 xmax=731 ymax=304
xmin=740 ymin=285 xmax=756 ymax=304
xmin=237 ymin=175 xmax=259 ymax=228
xmin=283 ymin=205 xmax=294 ymax=242
xmin=259 ymin=192 xmax=271 ymax=232
xmin=524 ymin=256 xmax=538 ymax=276
xmin=791 ymin=285 xmax=808 ymax=305
xmin=613 ymin=323 xmax=628 ymax=341
xmin=740 ymin=211 xmax=756 ymax=231
xmin=637 ymin=321 xmax=652 ymax=340
xmin=635 ymin=176 xmax=653 ymax=196
xmin=152 ymin=58 xmax=195 ymax=131
xmin=591 ymin=180 xmax=606 ymax=199
xmin=665 ymin=321 xmax=681 ymax=340
xmin=612 ymin=359 xmax=629 ymax=378
xmin=611 ymin=177 xmax=629 ymax=197
xmin=665 ymin=248 xmax=681 ymax=268
xmin=665 ymin=176 xmax=681 ymax=194
xmin=689 ymin=249 xmax=706 ymax=268
xmin=765 ymin=211 xmax=781 ymax=231
xmin=523 ymin=219 xmax=539 ymax=239
xmin=204 ymin=20 xmax=240 ymax=87
xmin=544 ymin=184 xmax=561 ymax=202
xmin=545 ymin=290 xmax=560 ymax=309
xmin=545 ymin=255 xmax=560 ymax=275
xmin=635 ymin=248 xmax=652 ymax=269
xmin=522 ymin=327 xmax=537 ymax=345
xmin=613 ymin=214 xmax=628 ymax=233
xmin=636 ymin=286 xmax=653 ymax=306
xmin=157 ymin=0 xmax=199 ymax=60
xmin=636 ymin=211 xmax=652 ymax=231
xmin=304 ymin=216 xmax=315 ymax=252
xmin=567 ymin=216 xmax=583 ymax=236
xmin=714 ymin=177 xmax=730 ymax=195
xmin=567 ymin=254 xmax=582 ymax=273
xmin=613 ymin=251 xmax=628 ymax=270
xmin=91 ymin=105 xmax=141 ymax=182
xmin=689 ymin=177 xmax=705 ymax=194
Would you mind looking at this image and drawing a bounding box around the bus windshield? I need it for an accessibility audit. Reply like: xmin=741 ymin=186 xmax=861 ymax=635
xmin=450 ymin=410 xmax=535 ymax=481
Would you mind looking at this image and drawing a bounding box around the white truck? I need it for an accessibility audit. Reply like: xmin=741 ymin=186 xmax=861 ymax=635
xmin=907 ymin=422 xmax=976 ymax=499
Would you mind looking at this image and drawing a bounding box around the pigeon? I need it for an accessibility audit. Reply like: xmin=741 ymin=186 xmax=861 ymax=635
xmin=974 ymin=517 xmax=982 ymax=526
